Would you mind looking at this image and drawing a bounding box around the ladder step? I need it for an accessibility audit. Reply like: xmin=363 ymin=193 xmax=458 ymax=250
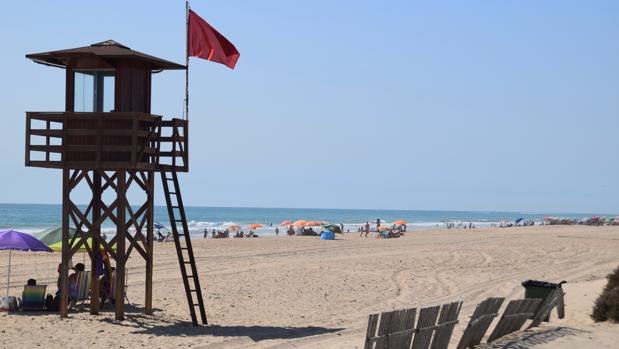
xmin=161 ymin=169 xmax=206 ymax=326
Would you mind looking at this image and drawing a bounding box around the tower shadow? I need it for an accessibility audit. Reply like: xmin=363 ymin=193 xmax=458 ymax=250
xmin=99 ymin=312 xmax=344 ymax=342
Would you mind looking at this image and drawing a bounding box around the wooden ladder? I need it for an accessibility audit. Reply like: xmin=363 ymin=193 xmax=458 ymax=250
xmin=160 ymin=169 xmax=207 ymax=326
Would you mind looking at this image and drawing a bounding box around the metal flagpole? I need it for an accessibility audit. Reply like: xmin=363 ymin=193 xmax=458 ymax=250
xmin=185 ymin=0 xmax=190 ymax=121
xmin=6 ymin=249 xmax=11 ymax=297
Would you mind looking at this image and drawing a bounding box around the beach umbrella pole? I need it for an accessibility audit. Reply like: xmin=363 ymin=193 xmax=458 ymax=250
xmin=6 ymin=249 xmax=11 ymax=297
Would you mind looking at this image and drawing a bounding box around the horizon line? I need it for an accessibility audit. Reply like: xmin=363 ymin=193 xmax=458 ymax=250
xmin=0 ymin=202 xmax=614 ymax=217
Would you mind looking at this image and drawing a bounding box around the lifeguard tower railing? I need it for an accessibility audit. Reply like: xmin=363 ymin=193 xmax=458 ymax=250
xmin=25 ymin=112 xmax=188 ymax=172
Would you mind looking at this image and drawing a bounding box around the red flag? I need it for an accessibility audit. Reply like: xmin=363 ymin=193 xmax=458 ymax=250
xmin=188 ymin=9 xmax=240 ymax=69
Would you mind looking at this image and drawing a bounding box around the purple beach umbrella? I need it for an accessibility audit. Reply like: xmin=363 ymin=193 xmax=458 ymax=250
xmin=0 ymin=230 xmax=52 ymax=296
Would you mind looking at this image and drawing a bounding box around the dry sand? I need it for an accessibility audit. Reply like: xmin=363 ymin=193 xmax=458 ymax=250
xmin=1 ymin=225 xmax=618 ymax=348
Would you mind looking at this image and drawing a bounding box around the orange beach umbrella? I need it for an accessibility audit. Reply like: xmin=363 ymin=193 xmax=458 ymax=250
xmin=248 ymin=223 xmax=263 ymax=230
xmin=293 ymin=220 xmax=306 ymax=226
xmin=393 ymin=220 xmax=407 ymax=225
xmin=280 ymin=220 xmax=292 ymax=226
xmin=304 ymin=221 xmax=325 ymax=226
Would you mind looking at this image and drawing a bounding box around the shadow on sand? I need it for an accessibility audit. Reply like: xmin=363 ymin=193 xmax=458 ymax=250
xmin=12 ymin=304 xmax=344 ymax=342
xmin=9 ymin=303 xmax=163 ymax=316
xmin=98 ymin=311 xmax=344 ymax=342
xmin=477 ymin=326 xmax=589 ymax=349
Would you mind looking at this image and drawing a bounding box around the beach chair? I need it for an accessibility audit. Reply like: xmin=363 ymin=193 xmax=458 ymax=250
xmin=110 ymin=269 xmax=131 ymax=306
xmin=73 ymin=271 xmax=91 ymax=305
xmin=20 ymin=285 xmax=47 ymax=311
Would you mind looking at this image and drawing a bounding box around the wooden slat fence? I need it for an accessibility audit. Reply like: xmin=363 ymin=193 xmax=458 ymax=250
xmin=365 ymin=281 xmax=567 ymax=348
xmin=527 ymin=288 xmax=565 ymax=329
xmin=487 ymin=298 xmax=541 ymax=343
xmin=364 ymin=302 xmax=462 ymax=349
xmin=429 ymin=301 xmax=463 ymax=349
xmin=455 ymin=297 xmax=504 ymax=349
xmin=411 ymin=305 xmax=441 ymax=349
xmin=365 ymin=308 xmax=416 ymax=349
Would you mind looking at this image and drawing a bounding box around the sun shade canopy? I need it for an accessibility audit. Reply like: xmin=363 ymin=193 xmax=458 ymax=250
xmin=26 ymin=40 xmax=186 ymax=71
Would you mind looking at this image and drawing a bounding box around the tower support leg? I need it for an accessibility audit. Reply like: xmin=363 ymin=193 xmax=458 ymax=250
xmin=115 ymin=171 xmax=127 ymax=321
xmin=145 ymin=170 xmax=154 ymax=314
xmin=90 ymin=170 xmax=101 ymax=314
xmin=60 ymin=168 xmax=70 ymax=318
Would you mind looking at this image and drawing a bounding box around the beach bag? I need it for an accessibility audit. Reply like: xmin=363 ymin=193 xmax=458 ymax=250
xmin=46 ymin=294 xmax=60 ymax=312
xmin=45 ymin=294 xmax=55 ymax=311
xmin=0 ymin=296 xmax=19 ymax=312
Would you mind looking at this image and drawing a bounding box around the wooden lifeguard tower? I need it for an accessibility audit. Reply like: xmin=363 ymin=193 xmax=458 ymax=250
xmin=24 ymin=40 xmax=207 ymax=325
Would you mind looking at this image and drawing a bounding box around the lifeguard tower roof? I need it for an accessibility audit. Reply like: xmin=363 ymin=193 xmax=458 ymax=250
xmin=26 ymin=40 xmax=186 ymax=70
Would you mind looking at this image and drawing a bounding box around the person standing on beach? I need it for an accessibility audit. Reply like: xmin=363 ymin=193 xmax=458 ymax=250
xmin=365 ymin=221 xmax=370 ymax=238
xmin=275 ymin=227 xmax=279 ymax=237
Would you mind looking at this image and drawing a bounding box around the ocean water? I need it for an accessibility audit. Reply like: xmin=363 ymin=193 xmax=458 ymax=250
xmin=0 ymin=203 xmax=606 ymax=238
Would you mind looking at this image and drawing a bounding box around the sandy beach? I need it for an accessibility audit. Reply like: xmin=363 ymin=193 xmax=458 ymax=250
xmin=1 ymin=225 xmax=618 ymax=348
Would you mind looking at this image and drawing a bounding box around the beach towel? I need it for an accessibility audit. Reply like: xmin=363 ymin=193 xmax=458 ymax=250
xmin=21 ymin=285 xmax=47 ymax=311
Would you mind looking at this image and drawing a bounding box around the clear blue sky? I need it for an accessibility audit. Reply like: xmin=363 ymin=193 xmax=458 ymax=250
xmin=0 ymin=0 xmax=617 ymax=213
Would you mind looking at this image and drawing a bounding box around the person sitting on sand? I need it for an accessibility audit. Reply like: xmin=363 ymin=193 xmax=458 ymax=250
xmin=68 ymin=263 xmax=85 ymax=300
xmin=56 ymin=263 xmax=62 ymax=291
